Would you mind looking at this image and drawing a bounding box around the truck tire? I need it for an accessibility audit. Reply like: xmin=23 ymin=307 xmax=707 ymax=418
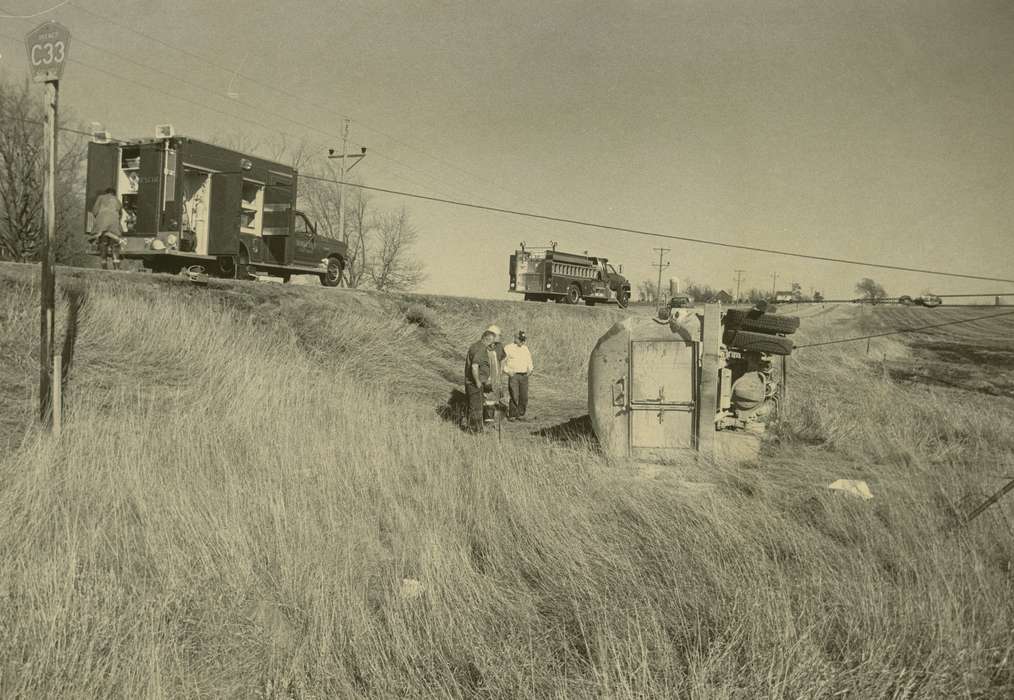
xmin=320 ymin=256 xmax=343 ymax=287
xmin=617 ymin=290 xmax=630 ymax=308
xmin=564 ymin=284 xmax=581 ymax=305
xmin=723 ymin=330 xmax=794 ymax=356
xmin=722 ymin=309 xmax=799 ymax=335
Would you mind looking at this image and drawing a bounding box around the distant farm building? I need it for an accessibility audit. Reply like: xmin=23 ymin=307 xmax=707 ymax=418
xmin=708 ymin=290 xmax=734 ymax=304
xmin=775 ymin=290 xmax=796 ymax=302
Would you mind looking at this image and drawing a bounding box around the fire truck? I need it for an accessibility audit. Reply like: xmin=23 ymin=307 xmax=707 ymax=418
xmin=508 ymin=243 xmax=631 ymax=307
xmin=84 ymin=130 xmax=347 ymax=284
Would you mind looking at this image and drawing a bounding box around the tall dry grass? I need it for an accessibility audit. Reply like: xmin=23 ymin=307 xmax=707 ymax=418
xmin=0 ymin=267 xmax=1012 ymax=697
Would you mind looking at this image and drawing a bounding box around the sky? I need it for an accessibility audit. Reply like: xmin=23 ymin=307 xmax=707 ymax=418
xmin=1 ymin=0 xmax=1012 ymax=301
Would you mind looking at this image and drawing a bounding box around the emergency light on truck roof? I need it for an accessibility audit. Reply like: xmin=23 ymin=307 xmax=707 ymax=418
xmin=155 ymin=124 xmax=174 ymax=139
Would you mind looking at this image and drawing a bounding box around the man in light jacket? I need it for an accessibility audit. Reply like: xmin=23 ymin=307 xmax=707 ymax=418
xmin=503 ymin=330 xmax=534 ymax=421
xmin=90 ymin=187 xmax=126 ymax=270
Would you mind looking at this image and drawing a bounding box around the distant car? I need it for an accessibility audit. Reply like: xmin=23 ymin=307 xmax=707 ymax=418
xmin=915 ymin=294 xmax=942 ymax=308
xmin=898 ymin=295 xmax=913 ymax=305
xmin=668 ymin=294 xmax=693 ymax=309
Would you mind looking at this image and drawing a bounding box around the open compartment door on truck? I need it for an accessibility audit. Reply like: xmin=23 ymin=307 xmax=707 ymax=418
xmin=132 ymin=143 xmax=164 ymax=234
xmin=207 ymin=173 xmax=243 ymax=255
xmin=85 ymin=142 xmax=119 ymax=229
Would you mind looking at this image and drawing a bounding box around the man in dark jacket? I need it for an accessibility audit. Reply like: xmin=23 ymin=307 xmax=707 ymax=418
xmin=464 ymin=325 xmax=504 ymax=432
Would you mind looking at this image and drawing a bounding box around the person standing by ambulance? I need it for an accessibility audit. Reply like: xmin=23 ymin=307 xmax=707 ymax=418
xmin=90 ymin=187 xmax=125 ymax=270
xmin=503 ymin=330 xmax=534 ymax=421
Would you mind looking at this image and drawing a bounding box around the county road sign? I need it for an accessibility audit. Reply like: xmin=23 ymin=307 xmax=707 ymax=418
xmin=25 ymin=21 xmax=70 ymax=83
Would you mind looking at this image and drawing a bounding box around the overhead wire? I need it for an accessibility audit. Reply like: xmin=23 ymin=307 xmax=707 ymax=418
xmin=0 ymin=0 xmax=69 ymax=19
xmin=794 ymin=309 xmax=1014 ymax=349
xmin=299 ymin=174 xmax=1014 ymax=285
xmin=4 ymin=18 xmax=1011 ymax=287
xmin=62 ymin=0 xmax=588 ymax=250
xmin=62 ymin=2 xmax=528 ymax=204
xmin=65 ymin=1 xmax=537 ymax=199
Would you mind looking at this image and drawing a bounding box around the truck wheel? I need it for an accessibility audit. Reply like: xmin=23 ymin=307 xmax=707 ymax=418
xmin=723 ymin=330 xmax=794 ymax=356
xmin=722 ymin=309 xmax=800 ymax=335
xmin=282 ymin=274 xmax=292 ymax=284
xmin=320 ymin=256 xmax=343 ymax=287
xmin=617 ymin=290 xmax=630 ymax=309
xmin=564 ymin=284 xmax=581 ymax=305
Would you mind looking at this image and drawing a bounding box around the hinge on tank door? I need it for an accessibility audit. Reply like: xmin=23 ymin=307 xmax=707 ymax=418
xmin=611 ymin=377 xmax=625 ymax=407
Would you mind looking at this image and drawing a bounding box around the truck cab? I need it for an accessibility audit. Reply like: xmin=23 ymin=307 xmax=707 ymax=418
xmin=85 ymin=136 xmax=346 ymax=285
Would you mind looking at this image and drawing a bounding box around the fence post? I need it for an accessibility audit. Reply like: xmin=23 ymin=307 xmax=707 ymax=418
xmin=52 ymin=352 xmax=62 ymax=437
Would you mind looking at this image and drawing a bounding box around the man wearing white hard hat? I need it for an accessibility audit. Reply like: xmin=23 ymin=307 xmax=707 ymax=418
xmin=464 ymin=325 xmax=506 ymax=432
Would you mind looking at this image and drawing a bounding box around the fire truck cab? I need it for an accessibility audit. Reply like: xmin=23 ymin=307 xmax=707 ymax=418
xmin=84 ymin=134 xmax=346 ymax=285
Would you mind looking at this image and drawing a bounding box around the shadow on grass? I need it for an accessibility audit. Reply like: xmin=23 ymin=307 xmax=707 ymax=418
xmin=532 ymin=414 xmax=598 ymax=446
xmin=436 ymin=388 xmax=469 ymax=431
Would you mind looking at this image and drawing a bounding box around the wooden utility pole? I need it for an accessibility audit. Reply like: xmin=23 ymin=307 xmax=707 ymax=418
xmin=39 ymin=80 xmax=58 ymax=424
xmin=734 ymin=269 xmax=745 ymax=302
xmin=328 ymin=120 xmax=366 ymax=251
xmin=337 ymin=118 xmax=349 ymax=243
xmin=770 ymin=271 xmax=778 ymax=297
xmin=652 ymin=247 xmax=670 ymax=303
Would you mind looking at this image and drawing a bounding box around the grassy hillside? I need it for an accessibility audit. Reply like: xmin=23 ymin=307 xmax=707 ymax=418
xmin=1 ymin=263 xmax=1012 ymax=698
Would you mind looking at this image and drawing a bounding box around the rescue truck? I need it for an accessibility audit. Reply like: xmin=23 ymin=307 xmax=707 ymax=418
xmin=84 ymin=130 xmax=347 ymax=284
xmin=509 ymin=243 xmax=631 ymax=307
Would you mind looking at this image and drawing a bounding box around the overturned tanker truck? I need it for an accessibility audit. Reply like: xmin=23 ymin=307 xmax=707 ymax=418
xmin=588 ymin=302 xmax=798 ymax=462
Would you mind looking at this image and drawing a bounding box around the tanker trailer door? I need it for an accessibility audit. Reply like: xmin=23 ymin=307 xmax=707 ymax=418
xmin=628 ymin=340 xmax=698 ymax=454
xmin=208 ymin=173 xmax=243 ymax=255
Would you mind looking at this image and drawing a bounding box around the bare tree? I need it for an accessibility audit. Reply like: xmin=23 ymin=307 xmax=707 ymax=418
xmin=341 ymin=185 xmax=374 ymax=288
xmin=301 ymin=168 xmax=374 ymax=288
xmin=368 ymin=206 xmax=425 ymax=291
xmin=0 ymin=78 xmax=87 ymax=264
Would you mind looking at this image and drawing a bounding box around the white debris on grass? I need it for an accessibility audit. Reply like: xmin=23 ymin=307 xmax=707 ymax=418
xmin=828 ymin=479 xmax=874 ymax=500
xmin=399 ymin=578 xmax=425 ymax=600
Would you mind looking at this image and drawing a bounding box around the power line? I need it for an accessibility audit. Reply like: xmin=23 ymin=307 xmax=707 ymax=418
xmin=0 ymin=0 xmax=69 ymax=19
xmin=63 ymin=1 xmax=538 ymax=212
xmin=67 ymin=0 xmax=549 ymax=206
xmin=795 ymin=309 xmax=1014 ymax=349
xmin=299 ymin=174 xmax=1014 ymax=285
xmin=4 ymin=24 xmax=1009 ymax=286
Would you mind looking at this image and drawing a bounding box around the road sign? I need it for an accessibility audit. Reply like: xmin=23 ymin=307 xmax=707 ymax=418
xmin=25 ymin=21 xmax=70 ymax=83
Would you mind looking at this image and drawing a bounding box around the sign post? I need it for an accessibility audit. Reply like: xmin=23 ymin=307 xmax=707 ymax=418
xmin=26 ymin=21 xmax=70 ymax=428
